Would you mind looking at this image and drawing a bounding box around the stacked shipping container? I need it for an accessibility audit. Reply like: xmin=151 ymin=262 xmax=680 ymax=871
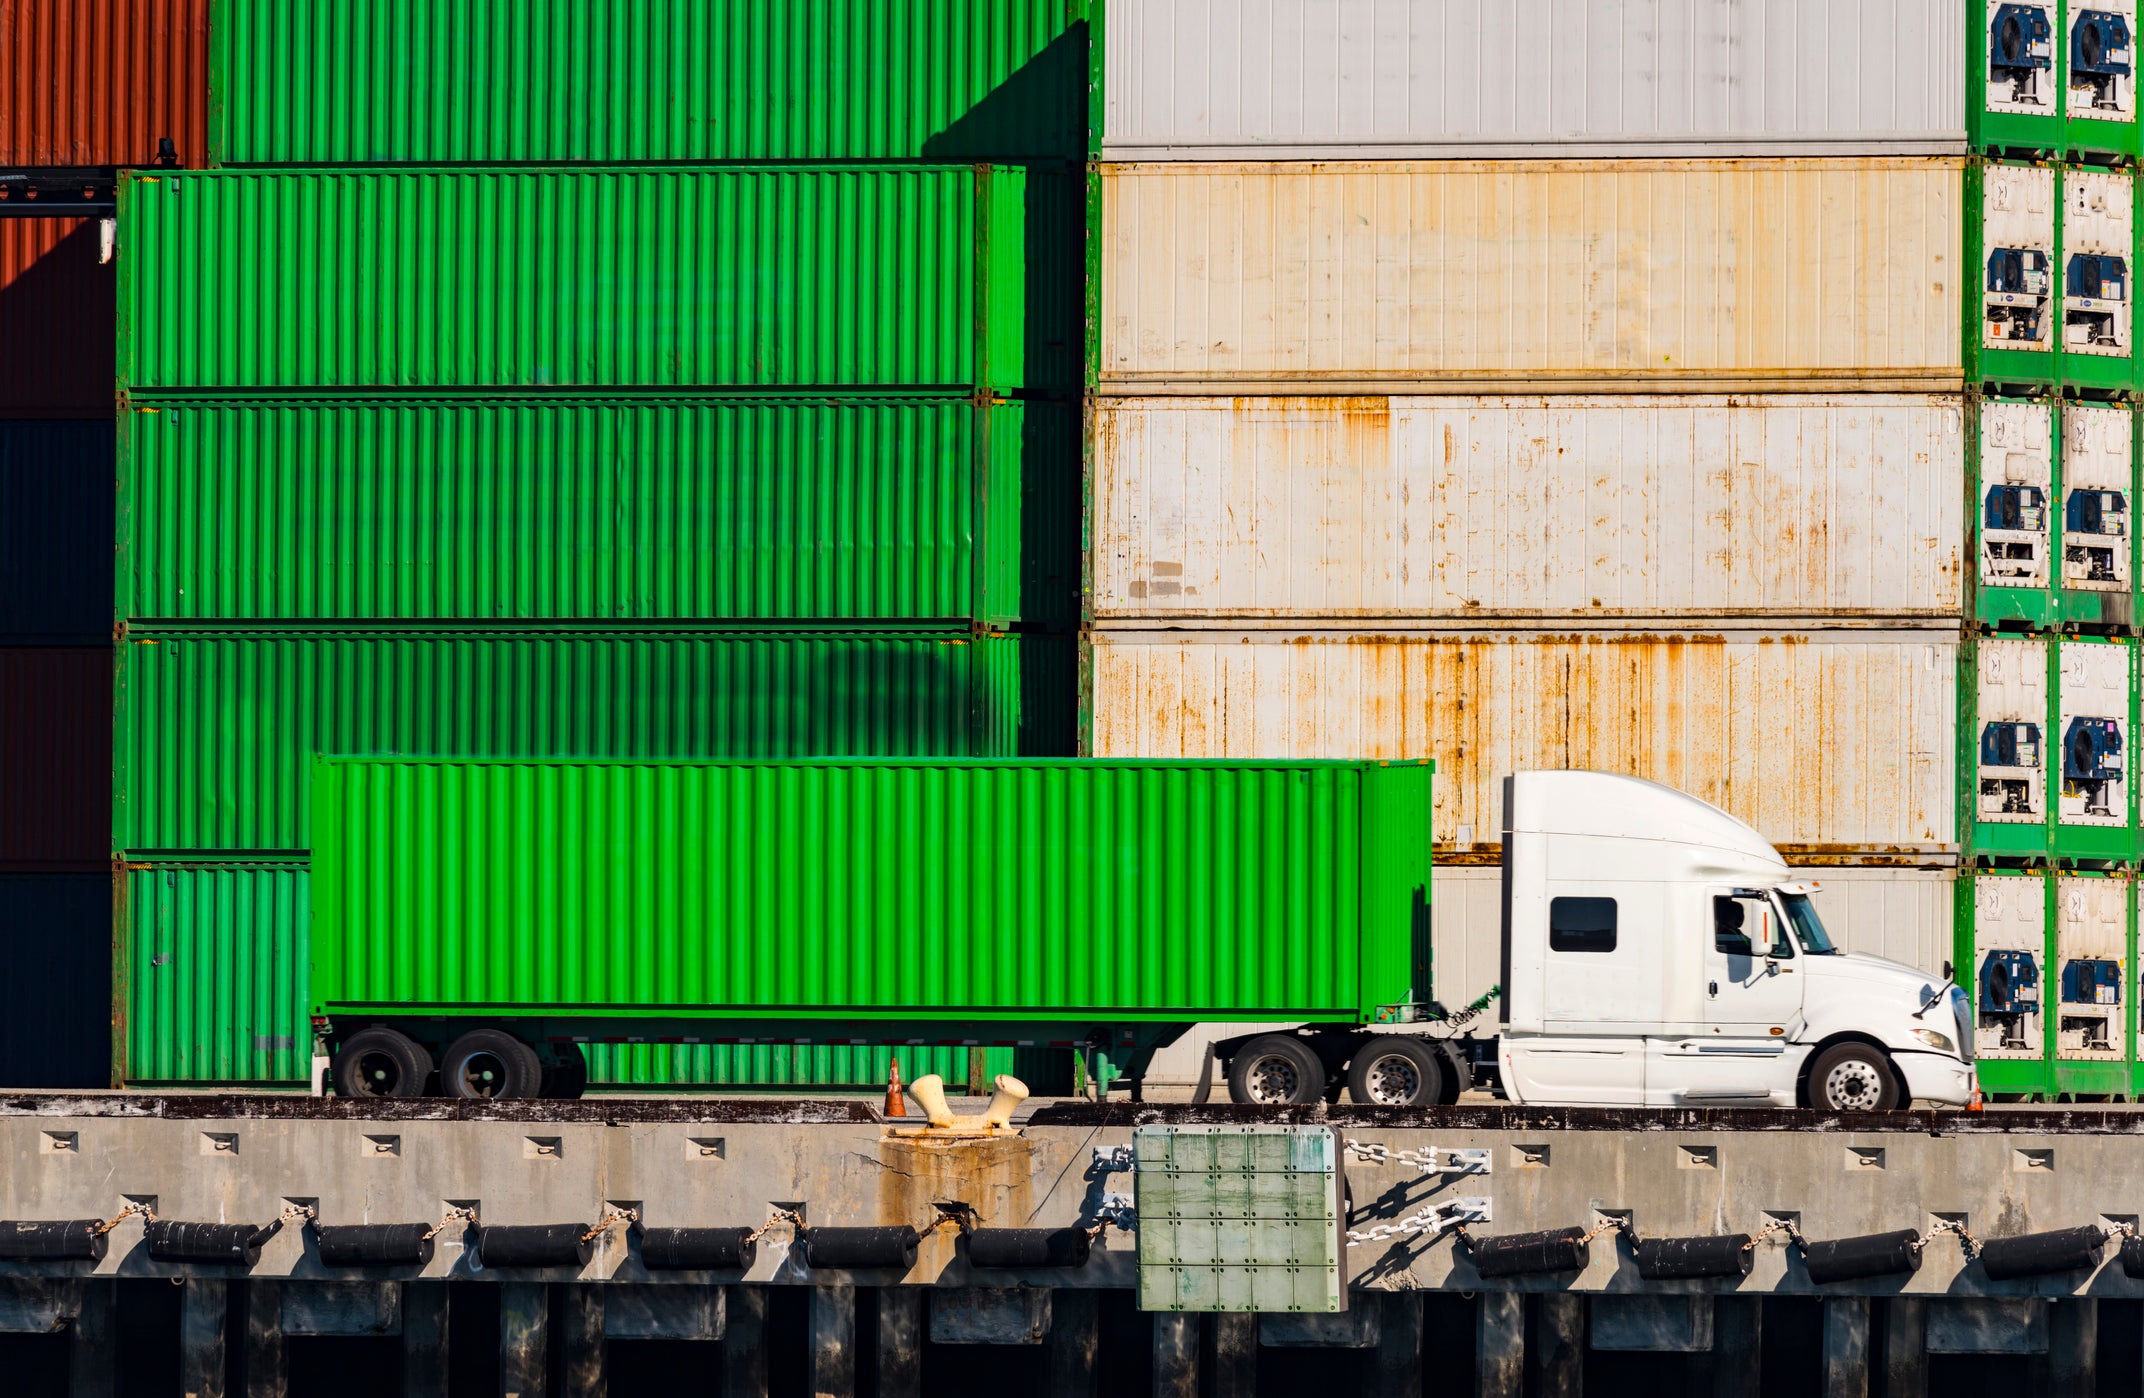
xmin=1963 ymin=0 xmax=2144 ymax=1100
xmin=0 ymin=0 xmax=207 ymax=1088
xmin=112 ymin=2 xmax=1091 ymax=1089
xmin=1088 ymin=0 xmax=1973 ymax=1084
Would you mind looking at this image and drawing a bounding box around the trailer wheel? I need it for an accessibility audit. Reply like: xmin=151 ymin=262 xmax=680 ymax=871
xmin=331 ymin=1027 xmax=434 ymax=1099
xmin=1226 ymin=1035 xmax=1326 ymax=1105
xmin=1345 ymin=1036 xmax=1446 ymax=1107
xmin=1807 ymin=1042 xmax=1900 ymax=1112
xmin=440 ymin=1030 xmax=544 ymax=1100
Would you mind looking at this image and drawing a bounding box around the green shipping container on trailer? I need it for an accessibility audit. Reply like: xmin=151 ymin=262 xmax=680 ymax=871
xmin=211 ymin=0 xmax=1089 ymax=166
xmin=117 ymin=166 xmax=1081 ymax=394
xmin=119 ymin=864 xmax=1057 ymax=1088
xmin=120 ymin=397 xmax=1078 ymax=627
xmin=309 ymin=758 xmax=1433 ymax=1042
xmin=115 ymin=631 xmax=1074 ymax=855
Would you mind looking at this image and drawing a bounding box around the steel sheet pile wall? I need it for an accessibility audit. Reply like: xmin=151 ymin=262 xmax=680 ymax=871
xmin=0 ymin=1 xmax=206 ymax=1088
xmin=1964 ymin=0 xmax=2144 ymax=1100
xmin=113 ymin=3 xmax=1090 ymax=1088
xmin=1096 ymin=0 xmax=1972 ymax=1082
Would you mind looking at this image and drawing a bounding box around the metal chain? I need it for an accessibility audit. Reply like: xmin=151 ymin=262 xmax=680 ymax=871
xmin=277 ymin=1204 xmax=318 ymax=1228
xmin=1346 ymin=1199 xmax=1474 ymax=1247
xmin=422 ymin=1206 xmax=480 ymax=1242
xmin=1343 ymin=1141 xmax=1481 ymax=1174
xmin=1744 ymin=1219 xmax=1807 ymax=1253
xmin=92 ymin=1202 xmax=154 ymax=1236
xmin=1578 ymin=1216 xmax=1631 ymax=1246
xmin=1437 ymin=987 xmax=1502 ymax=1033
xmin=745 ymin=1208 xmax=806 ymax=1245
xmin=579 ymin=1207 xmax=639 ymax=1245
xmin=923 ymin=1203 xmax=977 ymax=1236
xmin=1920 ymin=1219 xmax=1980 ymax=1256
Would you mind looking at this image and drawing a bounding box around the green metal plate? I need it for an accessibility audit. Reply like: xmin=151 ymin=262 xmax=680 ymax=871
xmin=1134 ymin=1126 xmax=1346 ymax=1314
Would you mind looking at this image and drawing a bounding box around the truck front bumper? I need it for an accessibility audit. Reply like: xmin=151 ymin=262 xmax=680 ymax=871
xmin=1895 ymin=1049 xmax=1974 ymax=1107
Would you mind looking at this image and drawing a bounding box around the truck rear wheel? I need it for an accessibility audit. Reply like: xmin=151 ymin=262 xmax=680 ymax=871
xmin=1807 ymin=1043 xmax=1899 ymax=1112
xmin=331 ymin=1027 xmax=434 ymax=1099
xmin=440 ymin=1029 xmax=544 ymax=1100
xmin=1227 ymin=1035 xmax=1327 ymax=1105
xmin=1346 ymin=1036 xmax=1446 ymax=1107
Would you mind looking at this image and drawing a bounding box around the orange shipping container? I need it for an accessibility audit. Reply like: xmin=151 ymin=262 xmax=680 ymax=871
xmin=0 ymin=0 xmax=208 ymax=167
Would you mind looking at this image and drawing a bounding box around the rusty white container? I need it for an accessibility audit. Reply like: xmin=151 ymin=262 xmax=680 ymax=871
xmin=1103 ymin=0 xmax=1966 ymax=160
xmin=1093 ymin=394 xmax=1965 ymax=622
xmin=1086 ymin=629 xmax=1957 ymax=860
xmin=1141 ymin=863 xmax=1958 ymax=1086
xmin=1097 ymin=159 xmax=1965 ymax=394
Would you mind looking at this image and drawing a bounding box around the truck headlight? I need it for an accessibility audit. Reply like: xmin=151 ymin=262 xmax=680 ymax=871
xmin=1911 ymin=1027 xmax=1956 ymax=1054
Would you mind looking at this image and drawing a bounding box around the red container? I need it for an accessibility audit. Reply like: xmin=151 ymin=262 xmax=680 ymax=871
xmin=0 ymin=218 xmax=114 ymax=415
xmin=0 ymin=0 xmax=209 ymax=168
xmin=0 ymin=646 xmax=111 ymax=870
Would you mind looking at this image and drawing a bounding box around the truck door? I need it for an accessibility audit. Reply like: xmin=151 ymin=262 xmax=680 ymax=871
xmin=1657 ymin=891 xmax=1809 ymax=1104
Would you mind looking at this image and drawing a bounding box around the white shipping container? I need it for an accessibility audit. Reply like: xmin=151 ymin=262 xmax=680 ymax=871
xmin=1093 ymin=394 xmax=1965 ymax=621
xmin=1142 ymin=864 xmax=1956 ymax=1087
xmin=1104 ymin=0 xmax=1967 ymax=159
xmin=1088 ymin=630 xmax=1957 ymax=858
xmin=1100 ymin=160 xmax=1965 ymax=393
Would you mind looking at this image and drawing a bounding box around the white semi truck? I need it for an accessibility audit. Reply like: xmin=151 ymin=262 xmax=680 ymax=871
xmin=1211 ymin=772 xmax=1976 ymax=1110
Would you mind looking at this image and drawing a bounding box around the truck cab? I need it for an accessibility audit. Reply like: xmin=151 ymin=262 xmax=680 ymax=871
xmin=1496 ymin=772 xmax=1975 ymax=1110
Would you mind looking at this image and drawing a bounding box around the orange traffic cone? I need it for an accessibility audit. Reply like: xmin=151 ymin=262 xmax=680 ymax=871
xmin=1967 ymin=1086 xmax=1985 ymax=1113
xmin=884 ymin=1057 xmax=907 ymax=1117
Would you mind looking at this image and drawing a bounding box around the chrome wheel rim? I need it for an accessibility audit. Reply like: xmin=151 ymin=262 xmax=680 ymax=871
xmin=1362 ymin=1053 xmax=1422 ymax=1105
xmin=1823 ymin=1059 xmax=1885 ymax=1111
xmin=1243 ymin=1053 xmax=1301 ymax=1104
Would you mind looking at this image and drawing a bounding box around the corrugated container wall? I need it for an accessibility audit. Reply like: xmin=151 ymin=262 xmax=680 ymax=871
xmin=1103 ymin=0 xmax=1966 ymax=158
xmin=122 ymin=399 xmax=1078 ymax=627
xmin=0 ymin=647 xmax=111 ymax=870
xmin=1093 ymin=395 xmax=1966 ymax=620
xmin=209 ymin=0 xmax=1088 ymax=165
xmin=0 ymin=218 xmax=114 ymax=416
xmin=1 ymin=420 xmax=114 ymax=639
xmin=119 ymin=167 xmax=1080 ymax=394
xmin=1087 ymin=631 xmax=1956 ymax=859
xmin=0 ymin=874 xmax=113 ymax=1087
xmin=0 ymin=0 xmax=208 ymax=166
xmin=116 ymin=632 xmax=1073 ymax=855
xmin=1097 ymin=160 xmax=1964 ymax=392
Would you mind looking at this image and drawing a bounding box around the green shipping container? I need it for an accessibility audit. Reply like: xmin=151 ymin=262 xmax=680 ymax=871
xmin=310 ymin=758 xmax=1433 ymax=1036
xmin=116 ymin=631 xmax=1073 ymax=855
xmin=211 ymin=1 xmax=1089 ymax=166
xmin=121 ymin=398 xmax=1077 ymax=626
xmin=118 ymin=166 xmax=1080 ymax=393
xmin=119 ymin=864 xmax=1056 ymax=1087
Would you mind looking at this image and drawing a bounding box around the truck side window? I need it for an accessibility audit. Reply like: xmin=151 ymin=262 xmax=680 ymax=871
xmin=1548 ymin=896 xmax=1617 ymax=953
xmin=1714 ymin=897 xmax=1753 ymax=956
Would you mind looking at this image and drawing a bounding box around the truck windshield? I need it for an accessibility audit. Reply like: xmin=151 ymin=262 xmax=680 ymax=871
xmin=1779 ymin=893 xmax=1837 ymax=955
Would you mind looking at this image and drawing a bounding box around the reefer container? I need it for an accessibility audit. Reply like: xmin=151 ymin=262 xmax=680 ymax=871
xmin=1093 ymin=395 xmax=1965 ymax=621
xmin=0 ymin=420 xmax=114 ymax=640
xmin=0 ymin=874 xmax=112 ymax=1088
xmin=0 ymin=218 xmax=114 ymax=416
xmin=118 ymin=167 xmax=1079 ymax=394
xmin=1086 ymin=630 xmax=1957 ymax=860
xmin=1105 ymin=0 xmax=1966 ymax=159
xmin=2052 ymin=635 xmax=2134 ymax=857
xmin=121 ymin=398 xmax=1077 ymax=627
xmin=118 ymin=863 xmax=1054 ymax=1088
xmin=0 ymin=647 xmax=112 ymax=871
xmin=2055 ymin=401 xmax=2135 ymax=631
xmin=1975 ymin=162 xmax=2057 ymax=385
xmin=308 ymin=757 xmax=1431 ymax=1075
xmin=209 ymin=0 xmax=1087 ymax=165
xmin=1098 ymin=160 xmax=1965 ymax=393
xmin=1972 ymin=635 xmax=2053 ymax=858
xmin=1976 ymin=399 xmax=2056 ymax=628
xmin=115 ymin=630 xmax=1073 ymax=855
xmin=0 ymin=0 xmax=208 ymax=167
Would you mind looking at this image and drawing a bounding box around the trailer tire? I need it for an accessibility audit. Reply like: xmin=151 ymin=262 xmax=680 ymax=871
xmin=1807 ymin=1042 xmax=1900 ymax=1112
xmin=1227 ymin=1035 xmax=1327 ymax=1105
xmin=331 ymin=1027 xmax=434 ymax=1099
xmin=1346 ymin=1036 xmax=1446 ymax=1107
xmin=440 ymin=1029 xmax=545 ymax=1100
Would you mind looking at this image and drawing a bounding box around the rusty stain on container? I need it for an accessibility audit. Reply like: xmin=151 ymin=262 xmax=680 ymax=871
xmin=0 ymin=218 xmax=115 ymax=416
xmin=1099 ymin=160 xmax=1964 ymax=390
xmin=1087 ymin=630 xmax=1957 ymax=856
xmin=1093 ymin=394 xmax=1965 ymax=619
xmin=0 ymin=0 xmax=209 ymax=167
xmin=0 ymin=647 xmax=112 ymax=870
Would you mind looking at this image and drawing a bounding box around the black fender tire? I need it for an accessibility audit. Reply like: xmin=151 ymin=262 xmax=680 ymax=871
xmin=541 ymin=1042 xmax=589 ymax=1100
xmin=1226 ymin=1034 xmax=1328 ymax=1105
xmin=331 ymin=1026 xmax=435 ymax=1099
xmin=1345 ymin=1035 xmax=1447 ymax=1107
xmin=440 ymin=1029 xmax=545 ymax=1100
xmin=1806 ymin=1042 xmax=1901 ymax=1112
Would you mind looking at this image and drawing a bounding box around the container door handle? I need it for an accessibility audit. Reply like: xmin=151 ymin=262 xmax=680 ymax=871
xmin=1708 ymin=980 xmax=1719 ymax=998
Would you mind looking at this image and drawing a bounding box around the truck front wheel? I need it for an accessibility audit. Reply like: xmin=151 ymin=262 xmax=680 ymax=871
xmin=1806 ymin=1043 xmax=1900 ymax=1112
xmin=1227 ymin=1035 xmax=1327 ymax=1105
xmin=331 ymin=1027 xmax=434 ymax=1099
xmin=1345 ymin=1036 xmax=1446 ymax=1107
